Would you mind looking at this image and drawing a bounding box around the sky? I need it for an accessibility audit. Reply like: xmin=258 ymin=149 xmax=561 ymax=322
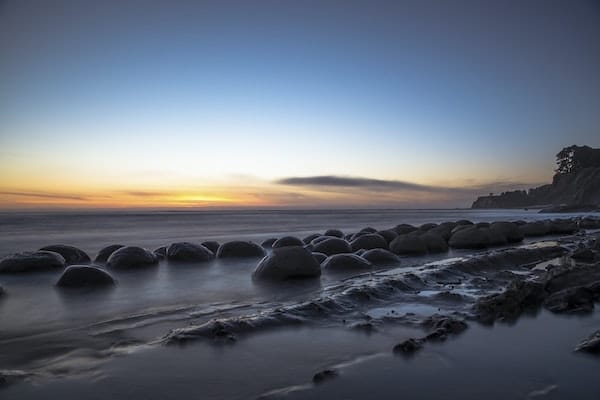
xmin=1 ymin=0 xmax=599 ymax=209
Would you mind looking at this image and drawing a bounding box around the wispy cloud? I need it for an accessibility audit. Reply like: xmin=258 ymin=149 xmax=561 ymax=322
xmin=276 ymin=175 xmax=543 ymax=196
xmin=0 ymin=191 xmax=88 ymax=201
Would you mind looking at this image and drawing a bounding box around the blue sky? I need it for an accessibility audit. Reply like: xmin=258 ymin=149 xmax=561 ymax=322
xmin=1 ymin=0 xmax=599 ymax=208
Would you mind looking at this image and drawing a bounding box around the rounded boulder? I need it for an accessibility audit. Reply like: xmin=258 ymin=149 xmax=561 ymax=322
xmin=322 ymin=254 xmax=373 ymax=272
xmin=107 ymin=246 xmax=158 ymax=270
xmin=0 ymin=251 xmax=66 ymax=273
xmin=94 ymin=244 xmax=125 ymax=264
xmin=39 ymin=245 xmax=90 ymax=265
xmin=312 ymin=237 xmax=352 ymax=256
xmin=448 ymin=227 xmax=490 ymax=249
xmin=56 ymin=265 xmax=116 ymax=288
xmin=167 ymin=242 xmax=214 ymax=263
xmin=272 ymin=236 xmax=304 ymax=248
xmin=389 ymin=234 xmax=428 ymax=255
xmin=361 ymin=248 xmax=400 ymax=265
xmin=350 ymin=233 xmax=388 ymax=252
xmin=252 ymin=246 xmax=321 ymax=281
xmin=216 ymin=241 xmax=266 ymax=258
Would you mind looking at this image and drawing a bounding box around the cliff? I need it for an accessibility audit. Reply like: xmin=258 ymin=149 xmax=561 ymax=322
xmin=472 ymin=145 xmax=600 ymax=209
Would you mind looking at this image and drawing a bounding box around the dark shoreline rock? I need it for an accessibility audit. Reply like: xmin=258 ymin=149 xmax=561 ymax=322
xmin=0 ymin=251 xmax=66 ymax=273
xmin=216 ymin=241 xmax=265 ymax=258
xmin=107 ymin=246 xmax=158 ymax=270
xmin=575 ymin=330 xmax=600 ymax=355
xmin=39 ymin=245 xmax=90 ymax=265
xmin=94 ymin=244 xmax=125 ymax=264
xmin=56 ymin=265 xmax=116 ymax=288
xmin=253 ymin=246 xmax=321 ymax=281
xmin=322 ymin=254 xmax=373 ymax=272
xmin=167 ymin=242 xmax=214 ymax=263
xmin=312 ymin=237 xmax=352 ymax=256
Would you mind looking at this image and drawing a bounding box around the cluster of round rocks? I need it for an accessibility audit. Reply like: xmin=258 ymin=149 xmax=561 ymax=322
xmin=0 ymin=217 xmax=598 ymax=293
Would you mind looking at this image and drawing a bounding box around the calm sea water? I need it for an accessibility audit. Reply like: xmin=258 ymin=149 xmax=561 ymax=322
xmin=0 ymin=208 xmax=580 ymax=257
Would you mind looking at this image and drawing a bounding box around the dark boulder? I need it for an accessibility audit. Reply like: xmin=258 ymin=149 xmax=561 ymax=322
xmin=544 ymin=287 xmax=594 ymax=314
xmin=261 ymin=238 xmax=277 ymax=249
xmin=393 ymin=338 xmax=423 ymax=355
xmin=420 ymin=232 xmax=448 ymax=253
xmin=94 ymin=244 xmax=124 ymax=264
xmin=39 ymin=245 xmax=90 ymax=265
xmin=474 ymin=280 xmax=546 ymax=323
xmin=376 ymin=229 xmax=398 ymax=243
xmin=449 ymin=226 xmax=491 ymax=249
xmin=0 ymin=251 xmax=66 ymax=273
xmin=361 ymin=248 xmax=400 ymax=265
xmin=252 ymin=246 xmax=321 ymax=281
xmin=303 ymin=234 xmax=321 ymax=244
xmin=455 ymin=219 xmax=474 ymax=226
xmin=312 ymin=252 xmax=327 ymax=264
xmin=389 ymin=234 xmax=427 ymax=255
xmin=324 ymin=229 xmax=344 ymax=238
xmin=167 ymin=242 xmax=214 ymax=263
xmin=571 ymin=248 xmax=596 ymax=262
xmin=359 ymin=227 xmax=377 ymax=234
xmin=520 ymin=222 xmax=550 ymax=237
xmin=418 ymin=223 xmax=438 ymax=232
xmin=350 ymin=233 xmax=388 ymax=252
xmin=394 ymin=224 xmax=417 ymax=235
xmin=322 ymin=254 xmax=373 ymax=272
xmin=580 ymin=217 xmax=600 ymax=229
xmin=549 ymin=219 xmax=578 ymax=234
xmin=272 ymin=236 xmax=304 ymax=248
xmin=312 ymin=238 xmax=352 ymax=256
xmin=490 ymin=222 xmax=524 ymax=243
xmin=487 ymin=227 xmax=508 ymax=246
xmin=428 ymin=225 xmax=453 ymax=241
xmin=153 ymin=246 xmax=167 ymax=259
xmin=311 ymin=235 xmax=336 ymax=245
xmin=216 ymin=241 xmax=266 ymax=258
xmin=475 ymin=222 xmax=490 ymax=228
xmin=313 ymin=369 xmax=339 ymax=384
xmin=575 ymin=330 xmax=600 ymax=355
xmin=201 ymin=241 xmax=220 ymax=254
xmin=56 ymin=265 xmax=115 ymax=288
xmin=107 ymin=246 xmax=158 ymax=270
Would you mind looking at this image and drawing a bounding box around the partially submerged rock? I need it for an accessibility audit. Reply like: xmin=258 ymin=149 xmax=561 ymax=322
xmin=350 ymin=233 xmax=388 ymax=252
xmin=312 ymin=237 xmax=352 ymax=256
xmin=322 ymin=254 xmax=373 ymax=272
xmin=449 ymin=226 xmax=491 ymax=249
xmin=0 ymin=251 xmax=66 ymax=273
xmin=153 ymin=246 xmax=167 ymax=259
xmin=575 ymin=330 xmax=600 ymax=355
xmin=490 ymin=222 xmax=524 ymax=243
xmin=312 ymin=369 xmax=339 ymax=384
xmin=253 ymin=246 xmax=321 ymax=281
xmin=420 ymin=232 xmax=449 ymax=253
xmin=324 ymin=229 xmax=344 ymax=238
xmin=216 ymin=241 xmax=265 ymax=258
xmin=56 ymin=265 xmax=116 ymax=288
xmin=94 ymin=244 xmax=124 ymax=264
xmin=520 ymin=222 xmax=549 ymax=237
xmin=272 ymin=236 xmax=304 ymax=248
xmin=261 ymin=238 xmax=277 ymax=248
xmin=312 ymin=252 xmax=327 ymax=264
xmin=389 ymin=234 xmax=427 ymax=255
xmin=474 ymin=280 xmax=546 ymax=323
xmin=393 ymin=338 xmax=423 ymax=355
xmin=360 ymin=248 xmax=400 ymax=264
xmin=107 ymin=246 xmax=158 ymax=269
xmin=201 ymin=241 xmax=220 ymax=254
xmin=167 ymin=242 xmax=214 ymax=263
xmin=39 ymin=244 xmax=90 ymax=265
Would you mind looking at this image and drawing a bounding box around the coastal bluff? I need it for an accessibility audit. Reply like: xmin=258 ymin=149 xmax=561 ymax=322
xmin=472 ymin=145 xmax=600 ymax=210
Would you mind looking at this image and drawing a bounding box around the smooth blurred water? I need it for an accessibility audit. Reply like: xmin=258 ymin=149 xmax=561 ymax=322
xmin=0 ymin=208 xmax=580 ymax=257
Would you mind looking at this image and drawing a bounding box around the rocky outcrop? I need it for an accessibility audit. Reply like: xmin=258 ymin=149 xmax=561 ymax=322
xmin=472 ymin=146 xmax=600 ymax=209
xmin=94 ymin=244 xmax=124 ymax=264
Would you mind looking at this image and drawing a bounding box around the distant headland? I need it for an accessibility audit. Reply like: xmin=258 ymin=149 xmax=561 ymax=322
xmin=472 ymin=145 xmax=600 ymax=212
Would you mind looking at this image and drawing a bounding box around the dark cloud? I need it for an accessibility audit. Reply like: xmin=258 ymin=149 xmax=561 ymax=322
xmin=277 ymin=176 xmax=441 ymax=192
xmin=0 ymin=191 xmax=87 ymax=201
xmin=276 ymin=175 xmax=543 ymax=197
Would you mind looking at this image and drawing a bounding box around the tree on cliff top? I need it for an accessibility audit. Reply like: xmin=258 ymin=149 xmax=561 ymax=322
xmin=555 ymin=145 xmax=600 ymax=175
